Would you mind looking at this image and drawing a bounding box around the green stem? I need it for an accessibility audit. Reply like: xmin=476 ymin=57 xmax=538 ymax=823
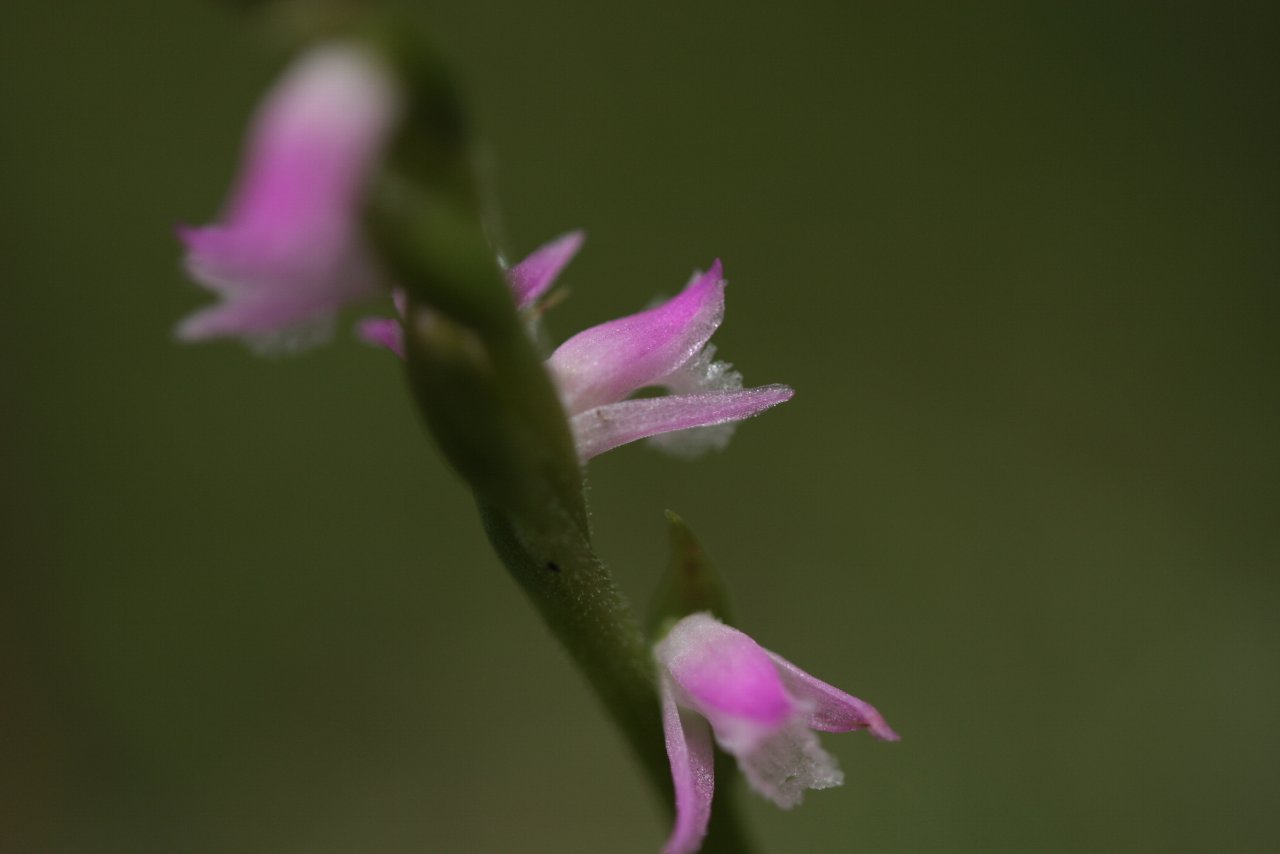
xmin=478 ymin=505 xmax=759 ymax=854
xmin=476 ymin=503 xmax=672 ymax=801
xmin=361 ymin=18 xmax=758 ymax=850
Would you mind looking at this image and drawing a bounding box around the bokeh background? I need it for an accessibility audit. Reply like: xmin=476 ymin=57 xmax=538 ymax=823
xmin=3 ymin=2 xmax=1277 ymax=852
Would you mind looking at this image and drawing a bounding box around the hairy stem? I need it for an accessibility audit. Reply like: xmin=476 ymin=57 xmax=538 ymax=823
xmin=477 ymin=503 xmax=672 ymax=799
xmin=477 ymin=505 xmax=758 ymax=854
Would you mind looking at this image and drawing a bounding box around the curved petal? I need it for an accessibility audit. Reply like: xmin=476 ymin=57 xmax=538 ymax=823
xmin=506 ymin=230 xmax=585 ymax=308
xmin=661 ymin=676 xmax=715 ymax=854
xmin=547 ymin=261 xmax=726 ymax=413
xmin=569 ymin=385 xmax=794 ymax=461
xmin=766 ymin=651 xmax=900 ymax=741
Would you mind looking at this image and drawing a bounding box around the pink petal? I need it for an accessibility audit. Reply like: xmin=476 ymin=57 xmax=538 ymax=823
xmin=569 ymin=385 xmax=794 ymax=462
xmin=766 ymin=651 xmax=900 ymax=741
xmin=547 ymin=261 xmax=726 ymax=413
xmin=506 ymin=230 xmax=585 ymax=309
xmin=661 ymin=677 xmax=715 ymax=854
xmin=655 ymin=614 xmax=795 ymax=751
xmin=226 ymin=45 xmax=397 ymax=241
xmin=176 ymin=45 xmax=399 ymax=346
xmin=356 ymin=316 xmax=405 ymax=359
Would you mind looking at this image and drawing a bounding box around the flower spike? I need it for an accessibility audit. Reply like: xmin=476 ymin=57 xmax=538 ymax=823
xmin=176 ymin=44 xmax=400 ymax=349
xmin=655 ymin=613 xmax=897 ymax=851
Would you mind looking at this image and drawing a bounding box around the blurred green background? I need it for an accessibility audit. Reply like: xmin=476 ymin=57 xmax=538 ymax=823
xmin=3 ymin=2 xmax=1277 ymax=852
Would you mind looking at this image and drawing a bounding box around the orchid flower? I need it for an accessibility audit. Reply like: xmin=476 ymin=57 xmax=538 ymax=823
xmin=176 ymin=43 xmax=400 ymax=350
xmin=654 ymin=613 xmax=898 ymax=854
xmin=359 ymin=234 xmax=793 ymax=461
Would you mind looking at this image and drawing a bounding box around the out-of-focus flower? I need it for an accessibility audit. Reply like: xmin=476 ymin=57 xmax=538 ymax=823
xmin=176 ymin=44 xmax=400 ymax=349
xmin=654 ymin=613 xmax=898 ymax=854
xmin=360 ymin=235 xmax=792 ymax=461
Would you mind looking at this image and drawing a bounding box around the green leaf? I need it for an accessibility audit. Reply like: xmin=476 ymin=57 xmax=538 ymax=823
xmin=648 ymin=511 xmax=735 ymax=640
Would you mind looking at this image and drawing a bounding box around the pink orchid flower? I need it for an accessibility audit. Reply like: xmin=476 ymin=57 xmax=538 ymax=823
xmin=359 ymin=234 xmax=793 ymax=461
xmin=176 ymin=44 xmax=400 ymax=349
xmin=655 ymin=613 xmax=898 ymax=854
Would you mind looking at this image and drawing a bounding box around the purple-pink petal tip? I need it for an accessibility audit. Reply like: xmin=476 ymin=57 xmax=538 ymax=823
xmin=547 ymin=261 xmax=729 ymax=413
xmin=356 ymin=316 xmax=405 ymax=359
xmin=507 ymin=230 xmax=585 ymax=309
